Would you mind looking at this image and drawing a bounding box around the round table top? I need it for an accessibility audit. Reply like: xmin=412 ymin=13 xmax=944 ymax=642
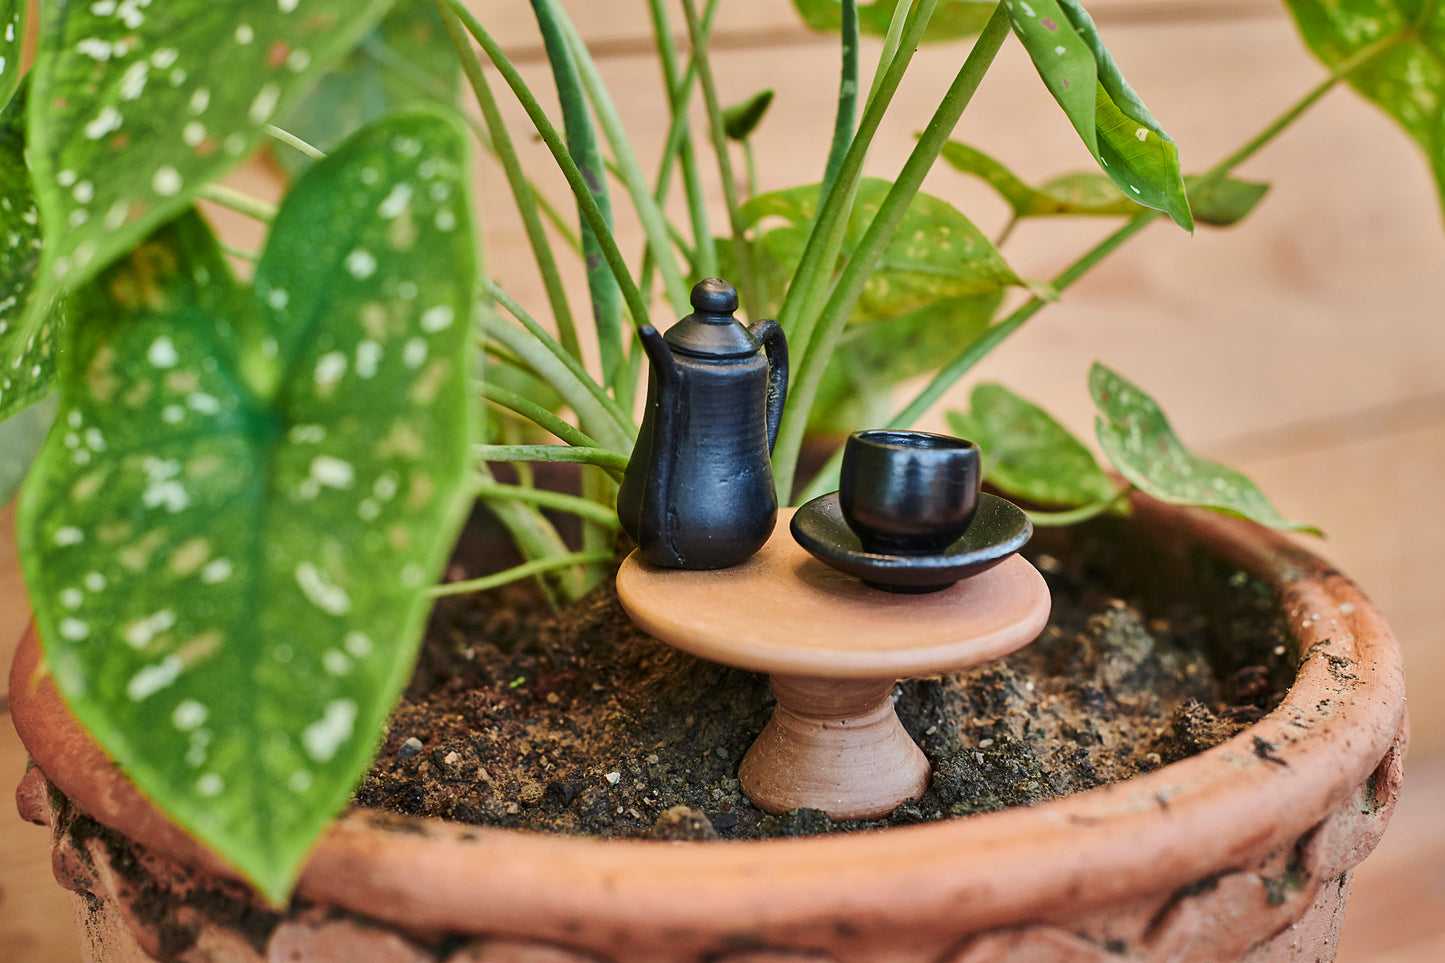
xmin=616 ymin=508 xmax=1052 ymax=680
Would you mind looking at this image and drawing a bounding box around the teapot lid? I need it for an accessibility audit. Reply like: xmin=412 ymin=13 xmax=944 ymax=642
xmin=664 ymin=279 xmax=760 ymax=359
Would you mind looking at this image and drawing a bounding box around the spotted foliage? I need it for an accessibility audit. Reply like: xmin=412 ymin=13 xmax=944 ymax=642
xmin=1005 ymin=0 xmax=1193 ymax=231
xmin=18 ymin=111 xmax=477 ymax=902
xmin=1090 ymin=363 xmax=1319 ymax=533
xmin=0 ymin=82 xmax=53 ymax=422
xmin=948 ymin=383 xmax=1117 ymax=509
xmin=27 ymin=0 xmax=392 ymax=298
xmin=0 ymin=0 xmax=22 ymax=107
xmin=1285 ymin=0 xmax=1445 ymax=224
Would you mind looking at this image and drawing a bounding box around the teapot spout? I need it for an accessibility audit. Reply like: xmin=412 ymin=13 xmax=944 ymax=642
xmin=639 ymin=324 xmax=679 ymax=392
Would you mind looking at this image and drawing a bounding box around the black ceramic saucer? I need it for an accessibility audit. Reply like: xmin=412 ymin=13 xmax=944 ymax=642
xmin=790 ymin=492 xmax=1032 ymax=593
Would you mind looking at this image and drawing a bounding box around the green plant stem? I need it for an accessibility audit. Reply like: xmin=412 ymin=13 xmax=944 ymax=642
xmin=681 ymin=0 xmax=759 ymax=317
xmin=533 ymin=0 xmax=627 ymax=392
xmin=440 ymin=2 xmax=583 ymax=364
xmin=481 ymin=382 xmax=601 ymax=450
xmin=475 ymin=444 xmax=630 ymax=475
xmin=444 ymin=0 xmax=654 ymax=334
xmin=264 ymin=124 xmax=325 ymax=161
xmin=820 ymin=0 xmax=859 ymax=200
xmin=219 ymin=242 xmax=259 ymax=263
xmin=775 ymin=0 xmax=939 ymax=377
xmin=774 ymin=2 xmax=1009 ymax=501
xmin=428 ymin=550 xmax=614 ymax=598
xmin=472 ymin=463 xmax=576 ymax=606
xmin=474 ymin=479 xmax=620 ymax=527
xmin=550 ymin=3 xmax=692 ymax=319
xmin=643 ymin=0 xmax=719 ymax=288
xmin=1027 ymin=487 xmax=1134 ymax=527
xmin=867 ymin=0 xmax=913 ymax=109
xmin=482 ymin=279 xmax=635 ymax=447
xmin=196 ymin=184 xmax=276 ymax=223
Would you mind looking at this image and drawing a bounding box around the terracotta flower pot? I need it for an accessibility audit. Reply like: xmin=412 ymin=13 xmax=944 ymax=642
xmin=11 ymin=495 xmax=1407 ymax=963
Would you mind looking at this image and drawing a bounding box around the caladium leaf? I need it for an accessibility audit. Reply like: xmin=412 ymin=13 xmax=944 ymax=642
xmin=1284 ymin=0 xmax=1445 ymax=223
xmin=1005 ymin=0 xmax=1193 ymax=231
xmin=948 ymin=382 xmax=1116 ymax=508
xmin=275 ymin=0 xmax=460 ymax=177
xmin=793 ymin=0 xmax=997 ymax=42
xmin=0 ymin=0 xmax=24 ymax=108
xmin=19 ymin=111 xmax=477 ymax=903
xmin=1090 ymin=363 xmax=1319 ymax=533
xmin=0 ymin=81 xmax=55 ymax=423
xmin=738 ymin=178 xmax=1025 ymax=319
xmin=27 ymin=0 xmax=392 ymax=299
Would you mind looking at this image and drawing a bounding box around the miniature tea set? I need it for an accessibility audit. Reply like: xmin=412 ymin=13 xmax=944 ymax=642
xmin=616 ymin=279 xmax=1050 ymax=820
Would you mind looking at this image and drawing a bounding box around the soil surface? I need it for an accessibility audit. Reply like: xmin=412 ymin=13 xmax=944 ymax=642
xmin=354 ymin=518 xmax=1293 ymax=841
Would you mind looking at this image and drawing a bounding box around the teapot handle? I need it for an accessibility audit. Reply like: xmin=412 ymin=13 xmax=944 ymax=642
xmin=749 ymin=319 xmax=788 ymax=454
xmin=636 ymin=325 xmax=683 ymax=564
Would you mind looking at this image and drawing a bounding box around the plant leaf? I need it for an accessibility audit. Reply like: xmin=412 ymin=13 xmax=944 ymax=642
xmin=941 ymin=141 xmax=1267 ymax=226
xmin=940 ymin=140 xmax=1138 ymax=217
xmin=275 ymin=0 xmax=461 ymax=177
xmin=19 ymin=111 xmax=478 ymax=903
xmin=1005 ymin=0 xmax=1193 ymax=231
xmin=27 ymin=0 xmax=392 ymax=298
xmin=1089 ymin=362 xmax=1319 ymax=533
xmin=810 ymin=292 xmax=999 ymax=432
xmin=1284 ymin=0 xmax=1445 ymax=222
xmin=0 ymin=395 xmax=57 ymax=508
xmin=793 ymin=0 xmax=997 ymax=42
xmin=0 ymin=81 xmax=55 ymax=423
xmin=738 ymin=178 xmax=1025 ymax=318
xmin=0 ymin=0 xmax=24 ymax=108
xmin=948 ymin=382 xmax=1117 ymax=508
xmin=723 ymin=88 xmax=775 ymax=141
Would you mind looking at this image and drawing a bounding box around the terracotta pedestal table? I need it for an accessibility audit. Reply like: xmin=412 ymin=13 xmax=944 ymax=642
xmin=616 ymin=508 xmax=1051 ymax=820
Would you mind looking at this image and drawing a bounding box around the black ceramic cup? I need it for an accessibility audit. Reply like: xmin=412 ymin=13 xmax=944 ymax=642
xmin=838 ymin=430 xmax=981 ymax=556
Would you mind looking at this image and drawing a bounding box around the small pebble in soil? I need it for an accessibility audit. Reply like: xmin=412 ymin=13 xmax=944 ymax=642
xmin=398 ymin=737 xmax=423 ymax=759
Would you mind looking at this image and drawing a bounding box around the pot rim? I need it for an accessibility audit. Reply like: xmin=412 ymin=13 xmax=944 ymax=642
xmin=10 ymin=493 xmax=1407 ymax=949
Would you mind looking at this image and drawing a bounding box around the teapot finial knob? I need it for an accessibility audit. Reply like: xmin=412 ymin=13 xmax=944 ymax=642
xmin=691 ymin=277 xmax=738 ymax=316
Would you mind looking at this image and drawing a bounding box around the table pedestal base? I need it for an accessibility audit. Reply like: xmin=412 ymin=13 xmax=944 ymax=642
xmin=738 ymin=674 xmax=930 ymax=820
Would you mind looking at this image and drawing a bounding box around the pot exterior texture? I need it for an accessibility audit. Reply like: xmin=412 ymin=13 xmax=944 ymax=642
xmin=11 ymin=496 xmax=1408 ymax=963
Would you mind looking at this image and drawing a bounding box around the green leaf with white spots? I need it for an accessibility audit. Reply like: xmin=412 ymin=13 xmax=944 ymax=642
xmin=1089 ymin=363 xmax=1319 ymax=534
xmin=1005 ymin=0 xmax=1193 ymax=231
xmin=948 ymin=382 xmax=1117 ymax=508
xmin=737 ymin=178 xmax=1025 ymax=318
xmin=0 ymin=1 xmax=24 ymax=108
xmin=18 ymin=111 xmax=477 ymax=903
xmin=793 ymin=0 xmax=997 ymax=42
xmin=275 ymin=0 xmax=460 ymax=178
xmin=1284 ymin=0 xmax=1445 ymax=224
xmin=27 ymin=0 xmax=393 ymax=299
xmin=0 ymin=81 xmax=58 ymax=424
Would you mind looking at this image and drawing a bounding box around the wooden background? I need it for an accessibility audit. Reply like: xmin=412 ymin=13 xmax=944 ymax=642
xmin=3 ymin=0 xmax=1443 ymax=959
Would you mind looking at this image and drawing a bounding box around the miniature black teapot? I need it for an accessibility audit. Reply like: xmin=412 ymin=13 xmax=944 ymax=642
xmin=618 ymin=278 xmax=788 ymax=569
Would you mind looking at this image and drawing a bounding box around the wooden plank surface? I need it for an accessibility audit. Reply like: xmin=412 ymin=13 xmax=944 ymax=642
xmin=4 ymin=2 xmax=1443 ymax=959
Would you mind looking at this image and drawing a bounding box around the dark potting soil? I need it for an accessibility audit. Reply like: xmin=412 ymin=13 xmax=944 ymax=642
xmin=353 ymin=520 xmax=1294 ymax=841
